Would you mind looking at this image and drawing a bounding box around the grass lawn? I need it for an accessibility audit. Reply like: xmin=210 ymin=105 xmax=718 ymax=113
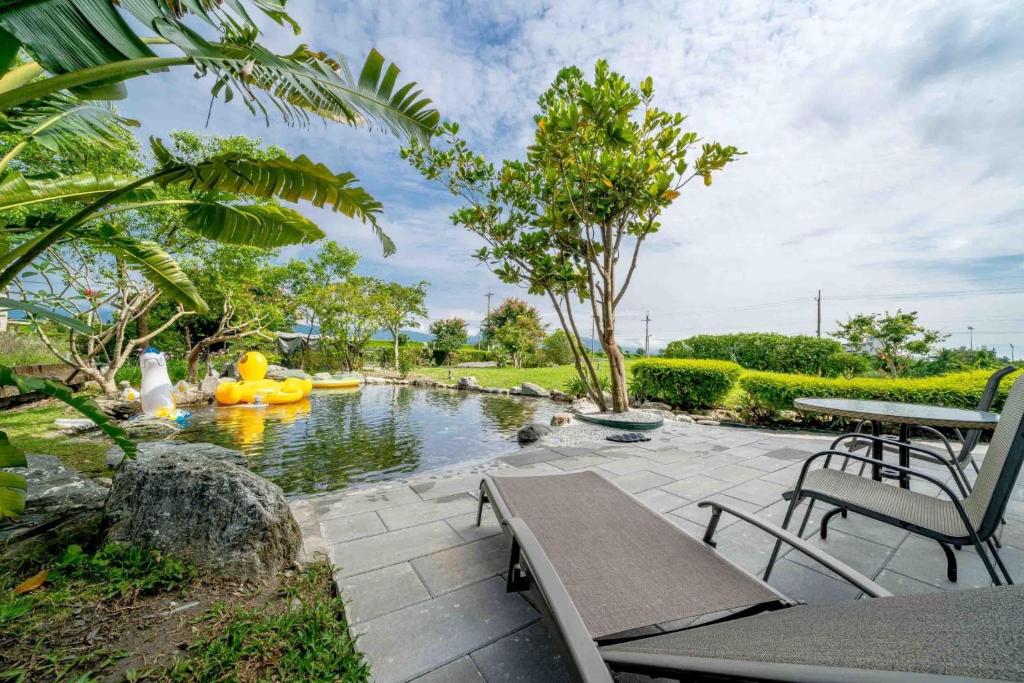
xmin=0 ymin=402 xmax=111 ymax=477
xmin=411 ymin=358 xmax=641 ymax=392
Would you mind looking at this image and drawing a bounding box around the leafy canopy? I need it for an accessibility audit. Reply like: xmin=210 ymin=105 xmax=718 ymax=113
xmin=833 ymin=309 xmax=947 ymax=377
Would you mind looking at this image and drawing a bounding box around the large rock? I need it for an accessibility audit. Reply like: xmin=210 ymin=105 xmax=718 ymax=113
xmin=517 ymin=423 xmax=552 ymax=444
xmin=1 ymin=455 xmax=107 ymax=570
xmin=266 ymin=365 xmax=311 ymax=381
xmin=93 ymin=396 xmax=140 ymax=421
xmin=550 ymin=413 xmax=573 ymax=427
xmin=103 ymin=448 xmax=300 ymax=578
xmin=457 ymin=376 xmax=479 ymax=390
xmin=519 ymin=382 xmax=551 ymax=398
xmin=106 ymin=441 xmax=247 ymax=469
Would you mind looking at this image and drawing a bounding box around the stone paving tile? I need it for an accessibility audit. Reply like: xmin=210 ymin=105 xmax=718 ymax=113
xmin=352 ymin=577 xmax=538 ymax=683
xmin=672 ymin=494 xmax=764 ymax=530
xmin=548 ymin=454 xmax=612 ymax=471
xmin=611 ymin=469 xmax=673 ymax=493
xmin=551 ymin=446 xmax=605 ymax=458
xmin=711 ymin=521 xmax=793 ymax=575
xmin=338 ymin=562 xmax=431 ymax=624
xmin=639 ymin=448 xmax=699 ymax=465
xmin=705 ymin=463 xmax=765 ymax=484
xmin=873 ymin=569 xmax=944 ymax=596
xmin=634 ymin=487 xmax=690 ymax=513
xmin=597 ymin=456 xmax=661 ymax=476
xmin=378 ymin=493 xmax=479 ymax=531
xmin=646 ymin=459 xmax=708 ymax=481
xmin=471 ymin=621 xmax=571 ymax=683
xmin=661 ymin=474 xmax=734 ymax=500
xmin=719 ymin=444 xmax=771 ymax=460
xmin=742 ymin=454 xmax=797 ymax=472
xmin=883 ymin=534 xmax=998 ymax=589
xmin=768 ymin=558 xmax=862 ymax=604
xmin=755 ymin=435 xmax=831 ymax=452
xmin=411 ymin=657 xmax=484 ymax=682
xmin=721 ymin=478 xmax=789 ymax=507
xmin=411 ymin=534 xmax=510 ymax=597
xmin=332 ymin=521 xmax=464 ymax=578
xmin=788 ymin=528 xmax=894 ymax=580
xmin=316 ymin=485 xmax=421 ymax=519
xmin=410 ymin=474 xmax=485 ymax=500
xmin=759 ymin=464 xmax=802 ymax=486
xmin=320 ymin=511 xmax=386 ymax=544
xmin=498 ymin=449 xmax=565 ymax=467
xmin=447 ymin=509 xmax=502 ymax=543
xmin=820 ymin=511 xmax=910 ymax=549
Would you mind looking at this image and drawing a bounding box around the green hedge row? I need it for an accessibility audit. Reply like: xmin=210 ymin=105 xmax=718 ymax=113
xmin=739 ymin=369 xmax=1022 ymax=417
xmin=663 ymin=333 xmax=844 ymax=376
xmin=631 ymin=358 xmax=742 ymax=410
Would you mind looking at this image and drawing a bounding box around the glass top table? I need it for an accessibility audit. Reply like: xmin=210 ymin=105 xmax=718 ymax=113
xmin=794 ymin=398 xmax=999 ymax=488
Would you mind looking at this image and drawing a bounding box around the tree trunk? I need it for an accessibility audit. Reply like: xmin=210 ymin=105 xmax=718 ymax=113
xmin=186 ymin=344 xmax=205 ymax=383
xmin=391 ymin=327 xmax=400 ymax=369
xmin=605 ymin=337 xmax=629 ymax=412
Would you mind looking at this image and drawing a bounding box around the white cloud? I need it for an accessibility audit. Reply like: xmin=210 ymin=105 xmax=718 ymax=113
xmin=116 ymin=0 xmax=1024 ymax=352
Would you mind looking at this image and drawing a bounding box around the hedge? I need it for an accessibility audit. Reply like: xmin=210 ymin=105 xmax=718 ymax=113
xmin=663 ymin=333 xmax=843 ymax=376
xmin=631 ymin=358 xmax=742 ymax=410
xmin=739 ymin=369 xmax=1022 ymax=418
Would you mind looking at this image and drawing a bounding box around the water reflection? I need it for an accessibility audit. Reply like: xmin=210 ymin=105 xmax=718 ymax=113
xmin=176 ymin=385 xmax=556 ymax=496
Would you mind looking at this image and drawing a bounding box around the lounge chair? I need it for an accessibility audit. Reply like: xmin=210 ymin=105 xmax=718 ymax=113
xmin=841 ymin=365 xmax=1017 ymax=493
xmin=476 ymin=471 xmax=1024 ymax=681
xmin=766 ymin=373 xmax=1024 ymax=586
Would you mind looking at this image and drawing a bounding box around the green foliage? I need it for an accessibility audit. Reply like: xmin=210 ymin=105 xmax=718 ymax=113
xmin=739 ymin=368 xmax=1023 ymax=420
xmin=832 ymin=309 xmax=946 ymax=377
xmin=0 ymin=327 xmax=63 ymax=366
xmin=823 ymin=351 xmax=871 ymax=379
xmin=564 ymin=372 xmax=610 ymax=398
xmin=456 ymin=348 xmax=494 ymax=364
xmin=429 ymin=318 xmax=468 ymax=365
xmin=663 ymin=333 xmax=843 ymax=376
xmin=397 ymin=346 xmax=422 ymax=377
xmin=908 ymin=346 xmax=1006 ymax=377
xmin=115 ymin=358 xmax=188 ymax=387
xmin=377 ymin=280 xmax=428 ymax=367
xmin=482 ymin=298 xmax=545 ymax=369
xmin=630 ymin=358 xmax=742 ymax=410
xmin=54 ymin=543 xmax=194 ymax=599
xmin=160 ymin=561 xmax=367 ymax=682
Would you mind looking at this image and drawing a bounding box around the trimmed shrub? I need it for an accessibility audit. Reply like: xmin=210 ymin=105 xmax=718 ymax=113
xmin=458 ymin=348 xmax=494 ymax=364
xmin=823 ymin=351 xmax=871 ymax=379
xmin=663 ymin=333 xmax=843 ymax=376
xmin=631 ymin=358 xmax=742 ymax=410
xmin=739 ymin=369 xmax=1022 ymax=419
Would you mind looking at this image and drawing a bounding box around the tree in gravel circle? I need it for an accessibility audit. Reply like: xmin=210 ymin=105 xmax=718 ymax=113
xmin=404 ymin=60 xmax=741 ymax=411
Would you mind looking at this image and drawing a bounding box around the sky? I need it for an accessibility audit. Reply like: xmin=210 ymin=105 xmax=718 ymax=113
xmin=117 ymin=0 xmax=1024 ymax=355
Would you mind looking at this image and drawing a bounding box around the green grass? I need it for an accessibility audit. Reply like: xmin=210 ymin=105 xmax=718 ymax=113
xmin=0 ymin=403 xmax=111 ymax=476
xmin=411 ymin=359 xmax=639 ymax=392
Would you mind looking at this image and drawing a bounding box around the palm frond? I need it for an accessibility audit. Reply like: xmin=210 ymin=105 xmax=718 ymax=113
xmin=0 ymin=295 xmax=91 ymax=333
xmin=0 ymin=171 xmax=155 ymax=213
xmin=80 ymin=224 xmax=208 ymax=312
xmin=0 ymin=96 xmax=139 ymax=155
xmin=181 ymin=201 xmax=325 ymax=247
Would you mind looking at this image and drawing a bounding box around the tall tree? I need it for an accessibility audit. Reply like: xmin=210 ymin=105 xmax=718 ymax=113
xmin=317 ymin=276 xmax=386 ymax=371
xmin=377 ymin=281 xmax=428 ymax=369
xmin=429 ymin=318 xmax=468 ymax=366
xmin=283 ymin=241 xmax=359 ymax=366
xmin=833 ymin=309 xmax=946 ymax=377
xmin=404 ymin=61 xmax=740 ymax=411
xmin=481 ymin=298 xmax=546 ymax=368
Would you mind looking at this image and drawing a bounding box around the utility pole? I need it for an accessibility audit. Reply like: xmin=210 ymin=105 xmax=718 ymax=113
xmin=643 ymin=311 xmax=652 ymax=357
xmin=1010 ymin=344 xmax=1015 ymax=363
xmin=480 ymin=290 xmax=494 ymax=350
xmin=590 ymin=315 xmax=596 ymax=354
xmin=968 ymin=325 xmax=974 ymax=350
xmin=815 ymin=290 xmax=822 ymax=338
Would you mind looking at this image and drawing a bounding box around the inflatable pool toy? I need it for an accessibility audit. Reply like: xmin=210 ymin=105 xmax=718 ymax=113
xmin=140 ymin=347 xmax=175 ymax=416
xmin=311 ymin=374 xmax=361 ymax=389
xmin=215 ymin=351 xmax=312 ymax=406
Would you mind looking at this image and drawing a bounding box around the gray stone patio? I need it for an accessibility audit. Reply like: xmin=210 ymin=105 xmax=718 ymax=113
xmin=290 ymin=419 xmax=1024 ymax=683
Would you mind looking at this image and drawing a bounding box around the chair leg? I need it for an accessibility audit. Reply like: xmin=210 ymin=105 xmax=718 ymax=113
xmin=967 ymin=529 xmax=1003 ymax=586
xmin=476 ymin=484 xmax=487 ymax=527
xmin=820 ymin=506 xmax=847 ymax=540
xmin=987 ymin=539 xmax=1014 ymax=585
xmin=796 ymin=499 xmax=817 ymax=537
xmin=938 ymin=542 xmax=957 ymax=582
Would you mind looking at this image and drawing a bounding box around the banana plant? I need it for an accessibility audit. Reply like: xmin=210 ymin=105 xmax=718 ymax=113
xmin=0 ymin=364 xmax=135 ymax=518
xmin=0 ymin=2 xmax=439 ymax=140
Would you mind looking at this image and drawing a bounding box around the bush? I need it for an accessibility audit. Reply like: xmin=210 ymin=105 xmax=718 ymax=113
xmin=541 ymin=330 xmax=575 ymax=366
xmin=663 ymin=333 xmax=843 ymax=376
xmin=457 ymin=348 xmax=494 ymax=364
xmin=563 ymin=372 xmax=611 ymax=398
xmin=739 ymin=369 xmax=1023 ymax=419
xmin=398 ymin=346 xmax=422 ymax=377
xmin=824 ymin=351 xmax=871 ymax=379
xmin=630 ymin=358 xmax=742 ymax=410
xmin=115 ymin=358 xmax=188 ymax=386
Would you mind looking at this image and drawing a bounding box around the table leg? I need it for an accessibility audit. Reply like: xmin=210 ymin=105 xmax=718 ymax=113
xmin=898 ymin=423 xmax=911 ymax=489
xmin=871 ymin=420 xmax=883 ymax=482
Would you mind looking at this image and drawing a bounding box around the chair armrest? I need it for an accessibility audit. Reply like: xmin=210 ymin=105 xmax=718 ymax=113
xmin=697 ymin=500 xmax=892 ymax=598
xmin=504 ymin=517 xmax=613 ymax=683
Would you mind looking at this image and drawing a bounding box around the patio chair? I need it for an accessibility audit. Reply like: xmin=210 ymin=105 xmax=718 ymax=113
xmin=841 ymin=365 xmax=1016 ymax=492
xmin=765 ymin=374 xmax=1024 ymax=586
xmin=475 ymin=471 xmax=1024 ymax=682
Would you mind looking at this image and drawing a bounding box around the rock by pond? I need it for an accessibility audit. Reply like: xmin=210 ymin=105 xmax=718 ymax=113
xmin=0 ymin=455 xmax=106 ymax=570
xmin=103 ymin=445 xmax=299 ymax=579
xmin=105 ymin=441 xmax=247 ymax=469
xmin=517 ymin=422 xmax=552 ymax=443
xmin=519 ymin=382 xmax=550 ymax=398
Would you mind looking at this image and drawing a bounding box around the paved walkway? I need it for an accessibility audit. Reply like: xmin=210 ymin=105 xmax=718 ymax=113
xmin=290 ymin=420 xmax=1024 ymax=683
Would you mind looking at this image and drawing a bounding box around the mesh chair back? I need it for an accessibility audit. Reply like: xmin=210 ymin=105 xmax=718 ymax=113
xmin=966 ymin=374 xmax=1024 ymax=538
xmin=961 ymin=366 xmax=1019 ymax=458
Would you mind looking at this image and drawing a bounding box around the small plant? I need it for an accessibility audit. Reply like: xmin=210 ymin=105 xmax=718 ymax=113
xmin=54 ymin=544 xmax=194 ymax=600
xmin=564 ymin=373 xmax=610 ymax=398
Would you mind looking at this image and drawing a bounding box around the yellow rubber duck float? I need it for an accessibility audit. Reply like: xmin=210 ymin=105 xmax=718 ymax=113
xmin=215 ymin=352 xmax=312 ymax=406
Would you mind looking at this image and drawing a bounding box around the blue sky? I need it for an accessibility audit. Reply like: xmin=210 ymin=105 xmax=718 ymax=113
xmin=118 ymin=0 xmax=1024 ymax=354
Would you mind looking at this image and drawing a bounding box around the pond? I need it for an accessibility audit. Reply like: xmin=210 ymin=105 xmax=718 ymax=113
xmin=174 ymin=384 xmax=556 ymax=496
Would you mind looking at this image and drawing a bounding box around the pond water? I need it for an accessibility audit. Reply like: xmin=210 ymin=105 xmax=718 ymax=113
xmin=174 ymin=385 xmax=556 ymax=496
